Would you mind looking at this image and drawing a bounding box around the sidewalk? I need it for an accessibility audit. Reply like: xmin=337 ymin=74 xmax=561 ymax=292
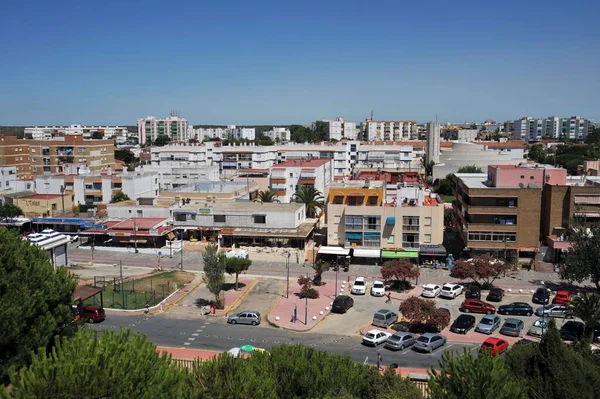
xmin=268 ymin=279 xmax=341 ymax=331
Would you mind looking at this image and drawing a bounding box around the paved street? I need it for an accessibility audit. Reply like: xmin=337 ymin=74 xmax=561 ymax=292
xmin=90 ymin=313 xmax=476 ymax=369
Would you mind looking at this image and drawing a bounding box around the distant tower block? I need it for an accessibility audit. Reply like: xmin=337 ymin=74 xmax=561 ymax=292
xmin=426 ymin=122 xmax=441 ymax=164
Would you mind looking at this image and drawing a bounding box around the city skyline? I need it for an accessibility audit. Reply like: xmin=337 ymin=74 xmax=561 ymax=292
xmin=0 ymin=0 xmax=598 ymax=125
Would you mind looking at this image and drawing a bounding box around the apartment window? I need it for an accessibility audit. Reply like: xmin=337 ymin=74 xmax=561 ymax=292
xmin=424 ymin=217 xmax=431 ymax=226
xmin=32 ymin=167 xmax=37 ymax=172
xmin=520 ymin=175 xmax=524 ymax=179
xmin=365 ymin=216 xmax=381 ymax=230
xmin=137 ymin=210 xmax=143 ymax=217
xmin=387 ymin=235 xmax=395 ymax=244
xmin=289 ymin=173 xmax=293 ymax=178
xmin=31 ymin=148 xmax=36 ymax=153
xmin=31 ymin=158 xmax=36 ymax=163
xmin=253 ymin=215 xmax=266 ymax=224
xmin=333 ymin=195 xmax=344 ymax=204
xmin=424 ymin=234 xmax=431 ymax=243
xmin=214 ymin=215 xmax=226 ymax=223
xmin=367 ymin=196 xmax=378 ymax=205
xmin=345 ymin=215 xmax=363 ymax=230
xmin=530 ymin=176 xmax=534 ymax=180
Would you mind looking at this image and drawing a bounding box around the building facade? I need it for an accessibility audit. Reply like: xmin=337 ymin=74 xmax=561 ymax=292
xmin=514 ymin=116 xmax=593 ymax=141
xmin=269 ymin=159 xmax=333 ymax=203
xmin=138 ymin=115 xmax=189 ymax=144
xmin=0 ymin=166 xmax=18 ymax=190
xmin=264 ymin=127 xmax=290 ymax=142
xmin=324 ymin=118 xmax=358 ymax=141
xmin=361 ymin=120 xmax=418 ymax=141
xmin=24 ymin=125 xmax=129 ymax=142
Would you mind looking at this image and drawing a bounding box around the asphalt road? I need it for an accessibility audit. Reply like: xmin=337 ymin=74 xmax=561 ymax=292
xmin=90 ymin=313 xmax=476 ymax=369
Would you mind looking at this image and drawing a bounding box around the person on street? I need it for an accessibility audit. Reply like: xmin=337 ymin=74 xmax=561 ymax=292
xmin=385 ymin=292 xmax=392 ymax=304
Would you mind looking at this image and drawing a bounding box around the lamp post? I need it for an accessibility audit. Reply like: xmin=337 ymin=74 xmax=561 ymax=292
xmin=285 ymin=251 xmax=291 ymax=299
xmin=503 ymin=237 xmax=508 ymax=278
xmin=60 ymin=185 xmax=65 ymax=215
xmin=180 ymin=240 xmax=184 ymax=270
xmin=133 ymin=217 xmax=138 ymax=253
xmin=305 ymin=275 xmax=308 ymax=324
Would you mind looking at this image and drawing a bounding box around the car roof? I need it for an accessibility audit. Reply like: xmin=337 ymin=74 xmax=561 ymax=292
xmin=442 ymin=283 xmax=459 ymax=288
xmin=456 ymin=314 xmax=475 ymax=321
xmin=373 ymin=280 xmax=384 ymax=285
xmin=556 ymin=290 xmax=569 ymax=295
xmin=366 ymin=329 xmax=385 ymax=334
xmin=420 ymin=333 xmax=438 ymax=338
xmin=484 ymin=337 xmax=505 ymax=344
xmin=392 ymin=331 xmax=413 ymax=337
xmin=239 ymin=310 xmax=259 ymax=314
xmin=423 ymin=284 xmax=439 ymax=288
xmin=335 ymin=295 xmax=350 ymax=300
xmin=376 ymin=309 xmax=394 ymax=314
xmin=465 ymin=298 xmax=481 ymax=303
xmin=504 ymin=318 xmax=521 ymax=323
xmin=355 ymin=277 xmax=366 ymax=282
xmin=480 ymin=314 xmax=497 ymax=320
xmin=509 ymin=302 xmax=530 ymax=306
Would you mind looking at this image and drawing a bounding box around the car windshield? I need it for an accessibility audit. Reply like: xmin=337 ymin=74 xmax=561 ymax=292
xmin=374 ymin=314 xmax=384 ymax=320
xmin=424 ymin=287 xmax=433 ymax=291
xmin=482 ymin=342 xmax=494 ymax=348
xmin=388 ymin=336 xmax=400 ymax=342
xmin=354 ymin=281 xmax=365 ymax=286
xmin=373 ymin=283 xmax=384 ymax=289
xmin=417 ymin=336 xmax=430 ymax=343
xmin=365 ymin=333 xmax=375 ymax=339
xmin=504 ymin=323 xmax=517 ymax=329
xmin=442 ymin=287 xmax=451 ymax=291
xmin=533 ymin=320 xmax=547 ymax=328
xmin=480 ymin=318 xmax=493 ymax=325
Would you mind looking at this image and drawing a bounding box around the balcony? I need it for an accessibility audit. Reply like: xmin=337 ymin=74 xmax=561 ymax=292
xmin=402 ymin=242 xmax=420 ymax=249
xmin=300 ymin=177 xmax=315 ymax=185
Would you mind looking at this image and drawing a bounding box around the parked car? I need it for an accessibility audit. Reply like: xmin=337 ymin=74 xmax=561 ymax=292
xmin=450 ymin=314 xmax=476 ymax=334
xmin=414 ymin=333 xmax=446 ymax=353
xmin=498 ymin=302 xmax=534 ymax=316
xmin=351 ymin=277 xmax=368 ymax=295
xmin=440 ymin=283 xmax=463 ymax=299
xmin=82 ymin=306 xmax=105 ymax=323
xmin=465 ymin=285 xmax=481 ymax=300
xmin=421 ymin=284 xmax=441 ymax=298
xmin=486 ymin=287 xmax=505 ymax=302
xmin=534 ymin=304 xmax=572 ymax=318
xmin=476 ymin=314 xmax=501 ymax=334
xmin=384 ymin=332 xmax=416 ymax=350
xmin=514 ymin=338 xmax=538 ymax=346
xmin=481 ymin=337 xmax=509 ymax=356
xmin=331 ymin=295 xmax=354 ymax=313
xmin=559 ymin=321 xmax=585 ymax=341
xmin=532 ymin=287 xmax=551 ymax=305
xmin=500 ymin=318 xmax=524 ymax=337
xmin=460 ymin=299 xmax=496 ymax=314
xmin=362 ymin=329 xmax=392 ymax=346
xmin=527 ymin=317 xmax=550 ymax=338
xmin=372 ymin=309 xmax=398 ymax=328
xmin=371 ymin=280 xmax=386 ymax=297
xmin=227 ymin=310 xmax=261 ymax=326
xmin=553 ymin=291 xmax=572 ymax=305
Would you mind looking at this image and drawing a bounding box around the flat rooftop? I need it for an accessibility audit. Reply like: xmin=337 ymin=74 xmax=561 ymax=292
xmin=273 ymin=159 xmax=331 ymax=168
xmin=181 ymin=202 xmax=304 ymax=213
xmin=328 ymin=180 xmax=385 ymax=189
xmin=456 ymin=173 xmax=541 ymax=189
xmin=165 ymin=181 xmax=249 ymax=193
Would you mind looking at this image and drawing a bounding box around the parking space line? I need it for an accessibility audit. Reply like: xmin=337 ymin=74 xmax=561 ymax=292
xmin=183 ymin=342 xmax=191 ymax=346
xmin=187 ymin=337 xmax=196 ymax=341
xmin=192 ymin=333 xmax=199 ymax=336
xmin=445 ymin=344 xmax=455 ymax=350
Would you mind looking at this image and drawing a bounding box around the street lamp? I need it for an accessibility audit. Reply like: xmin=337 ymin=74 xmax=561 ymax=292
xmin=304 ymin=275 xmax=309 ymax=324
xmin=44 ymin=181 xmax=50 ymax=217
xmin=285 ymin=251 xmax=291 ymax=299
xmin=503 ymin=237 xmax=508 ymax=278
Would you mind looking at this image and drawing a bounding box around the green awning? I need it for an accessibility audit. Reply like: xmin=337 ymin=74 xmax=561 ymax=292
xmin=381 ymin=250 xmax=419 ymax=259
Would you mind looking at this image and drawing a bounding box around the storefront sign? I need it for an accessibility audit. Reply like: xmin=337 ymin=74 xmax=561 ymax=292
xmin=198 ymin=208 xmax=212 ymax=215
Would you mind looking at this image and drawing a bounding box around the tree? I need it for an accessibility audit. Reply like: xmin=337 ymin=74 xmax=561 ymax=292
xmin=293 ymin=186 xmax=324 ymax=218
xmin=569 ymin=292 xmax=600 ymax=339
xmin=297 ymin=275 xmax=319 ymax=298
xmin=91 ymin=131 xmax=104 ymax=139
xmin=380 ymin=260 xmax=419 ymax=285
xmin=110 ymin=191 xmax=130 ymax=203
xmin=434 ymin=178 xmax=454 ymax=196
xmin=0 ymin=203 xmax=23 ymax=218
xmin=505 ymin=319 xmax=600 ymax=398
xmin=2 ymin=329 xmax=191 ymax=398
xmin=398 ymin=296 xmax=450 ymax=332
xmin=585 ymin=127 xmax=600 ymax=145
xmin=311 ymin=260 xmax=330 ymax=286
xmin=450 ymin=255 xmax=509 ymax=287
xmin=72 ymin=204 xmax=80 ymax=216
xmin=254 ymin=189 xmax=280 ymax=203
xmin=114 ymin=149 xmax=135 ymax=164
xmin=428 ymin=349 xmax=526 ymax=399
xmin=0 ymin=227 xmax=76 ymax=383
xmin=189 ymin=344 xmax=423 ymax=398
xmin=561 ymin=224 xmax=600 ymax=293
xmin=444 ymin=208 xmax=457 ymax=227
xmin=153 ymin=135 xmax=171 ymax=146
xmin=456 ymin=165 xmax=483 ymax=173
xmin=202 ymin=244 xmax=226 ymax=308
xmin=223 ymin=256 xmax=252 ymax=291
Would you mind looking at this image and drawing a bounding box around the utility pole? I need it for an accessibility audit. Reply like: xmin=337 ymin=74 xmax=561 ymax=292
xmin=285 ymin=251 xmax=291 ymax=299
xmin=119 ymin=260 xmax=125 ymax=309
xmin=305 ymin=275 xmax=309 ymax=324
xmin=134 ymin=217 xmax=138 ymax=253
xmin=180 ymin=240 xmax=184 ymax=270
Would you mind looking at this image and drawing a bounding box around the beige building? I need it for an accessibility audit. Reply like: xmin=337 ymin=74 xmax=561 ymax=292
xmin=325 ymin=180 xmax=444 ymax=261
xmin=11 ymin=193 xmax=71 ymax=217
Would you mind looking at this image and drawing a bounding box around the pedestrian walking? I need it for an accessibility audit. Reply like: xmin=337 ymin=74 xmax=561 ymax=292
xmin=385 ymin=292 xmax=392 ymax=304
xmin=376 ymin=357 xmax=380 ymax=370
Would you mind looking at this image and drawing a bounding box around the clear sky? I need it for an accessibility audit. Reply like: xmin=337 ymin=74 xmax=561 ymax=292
xmin=0 ymin=0 xmax=598 ymax=126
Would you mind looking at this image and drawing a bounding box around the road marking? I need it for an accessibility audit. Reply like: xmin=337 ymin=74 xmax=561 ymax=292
xmin=191 ymin=333 xmax=199 ymax=337
xmin=470 ymin=346 xmax=479 ymax=352
xmin=183 ymin=342 xmax=191 ymax=346
xmin=188 ymin=337 xmax=195 ymax=341
xmin=445 ymin=344 xmax=455 ymax=350
xmin=196 ymin=329 xmax=202 ymax=332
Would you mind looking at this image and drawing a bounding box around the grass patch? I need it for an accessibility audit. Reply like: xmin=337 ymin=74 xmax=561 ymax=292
xmin=440 ymin=195 xmax=456 ymax=203
xmin=85 ymin=271 xmax=195 ymax=310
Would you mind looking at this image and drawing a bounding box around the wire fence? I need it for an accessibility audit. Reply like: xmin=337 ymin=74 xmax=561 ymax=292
xmin=85 ymin=276 xmax=176 ymax=310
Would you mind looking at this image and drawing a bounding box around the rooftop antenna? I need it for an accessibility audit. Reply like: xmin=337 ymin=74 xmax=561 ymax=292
xmin=436 ymin=114 xmax=438 ymax=124
xmin=370 ymin=110 xmax=374 ymax=120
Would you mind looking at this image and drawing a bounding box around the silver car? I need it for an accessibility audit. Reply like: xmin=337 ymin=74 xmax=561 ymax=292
xmin=527 ymin=317 xmax=550 ymax=337
xmin=475 ymin=315 xmax=501 ymax=334
xmin=227 ymin=310 xmax=261 ymax=326
xmin=500 ymin=318 xmax=524 ymax=337
xmin=413 ymin=333 xmax=446 ymax=353
xmin=384 ymin=332 xmax=416 ymax=350
xmin=534 ymin=304 xmax=572 ymax=318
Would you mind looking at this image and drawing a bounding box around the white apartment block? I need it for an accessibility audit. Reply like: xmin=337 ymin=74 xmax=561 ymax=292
xmin=188 ymin=125 xmax=256 ymax=142
xmin=24 ymin=125 xmax=130 ymax=142
xmin=138 ymin=116 xmax=188 ymax=144
xmin=264 ymin=127 xmax=290 ymax=142
xmin=361 ymin=120 xmax=418 ymax=141
xmin=35 ymin=171 xmax=159 ymax=208
xmin=269 ymin=159 xmax=333 ymax=203
xmin=0 ymin=166 xmax=18 ymax=191
xmin=324 ymin=118 xmax=358 ymax=141
xmin=514 ymin=116 xmax=593 ymax=141
xmin=136 ymin=164 xmax=219 ymax=190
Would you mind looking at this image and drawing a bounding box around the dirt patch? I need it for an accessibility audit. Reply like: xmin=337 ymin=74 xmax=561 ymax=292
xmin=122 ymin=271 xmax=195 ymax=292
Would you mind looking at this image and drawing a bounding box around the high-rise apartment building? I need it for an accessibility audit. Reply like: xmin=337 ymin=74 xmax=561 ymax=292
xmin=361 ymin=120 xmax=418 ymax=141
xmin=24 ymin=125 xmax=129 ymax=142
xmin=514 ymin=116 xmax=593 ymax=141
xmin=324 ymin=118 xmax=358 ymax=141
xmin=426 ymin=122 xmax=441 ymax=164
xmin=138 ymin=114 xmax=188 ymax=144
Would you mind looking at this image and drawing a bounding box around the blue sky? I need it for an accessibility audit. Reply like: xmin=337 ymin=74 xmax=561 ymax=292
xmin=0 ymin=0 xmax=598 ymax=125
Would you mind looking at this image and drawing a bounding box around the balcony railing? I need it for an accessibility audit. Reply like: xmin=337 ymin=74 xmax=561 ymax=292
xmin=402 ymin=242 xmax=420 ymax=249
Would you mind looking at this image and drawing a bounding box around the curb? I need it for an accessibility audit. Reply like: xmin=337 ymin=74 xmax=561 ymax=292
xmin=162 ymin=276 xmax=204 ymax=312
xmin=223 ymin=278 xmax=258 ymax=316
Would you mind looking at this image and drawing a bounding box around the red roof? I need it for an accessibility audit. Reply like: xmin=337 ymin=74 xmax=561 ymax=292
xmin=274 ymin=159 xmax=331 ymax=168
xmin=24 ymin=194 xmax=64 ymax=200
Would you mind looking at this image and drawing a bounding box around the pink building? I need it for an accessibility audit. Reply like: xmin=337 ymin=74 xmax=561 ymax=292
xmin=488 ymin=164 xmax=567 ymax=188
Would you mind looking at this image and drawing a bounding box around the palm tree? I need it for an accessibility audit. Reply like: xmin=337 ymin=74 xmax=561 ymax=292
xmin=254 ymin=190 xmax=280 ymax=203
xmin=569 ymin=292 xmax=600 ymax=339
xmin=292 ymin=186 xmax=324 ymax=218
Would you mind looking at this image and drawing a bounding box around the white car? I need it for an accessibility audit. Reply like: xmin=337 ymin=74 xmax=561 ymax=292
xmin=371 ymin=280 xmax=386 ymax=297
xmin=362 ymin=329 xmax=392 ymax=346
xmin=351 ymin=277 xmax=367 ymax=295
xmin=421 ymin=284 xmax=441 ymax=298
xmin=439 ymin=283 xmax=463 ymax=299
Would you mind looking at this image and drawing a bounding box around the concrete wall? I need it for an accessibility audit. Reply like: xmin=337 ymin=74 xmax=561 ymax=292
xmin=106 ymin=204 xmax=172 ymax=219
xmin=195 ymin=207 xmax=304 ymax=229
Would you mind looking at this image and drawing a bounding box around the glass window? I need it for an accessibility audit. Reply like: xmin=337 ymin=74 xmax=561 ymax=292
xmin=424 ymin=217 xmax=431 ymax=226
xmin=424 ymin=234 xmax=431 ymax=243
xmin=214 ymin=215 xmax=226 ymax=223
xmin=253 ymin=215 xmax=266 ymax=224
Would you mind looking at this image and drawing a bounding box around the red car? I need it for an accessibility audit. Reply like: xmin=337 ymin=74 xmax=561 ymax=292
xmin=460 ymin=299 xmax=496 ymax=314
xmin=481 ymin=337 xmax=509 ymax=356
xmin=82 ymin=306 xmax=106 ymax=323
xmin=552 ymin=291 xmax=572 ymax=305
